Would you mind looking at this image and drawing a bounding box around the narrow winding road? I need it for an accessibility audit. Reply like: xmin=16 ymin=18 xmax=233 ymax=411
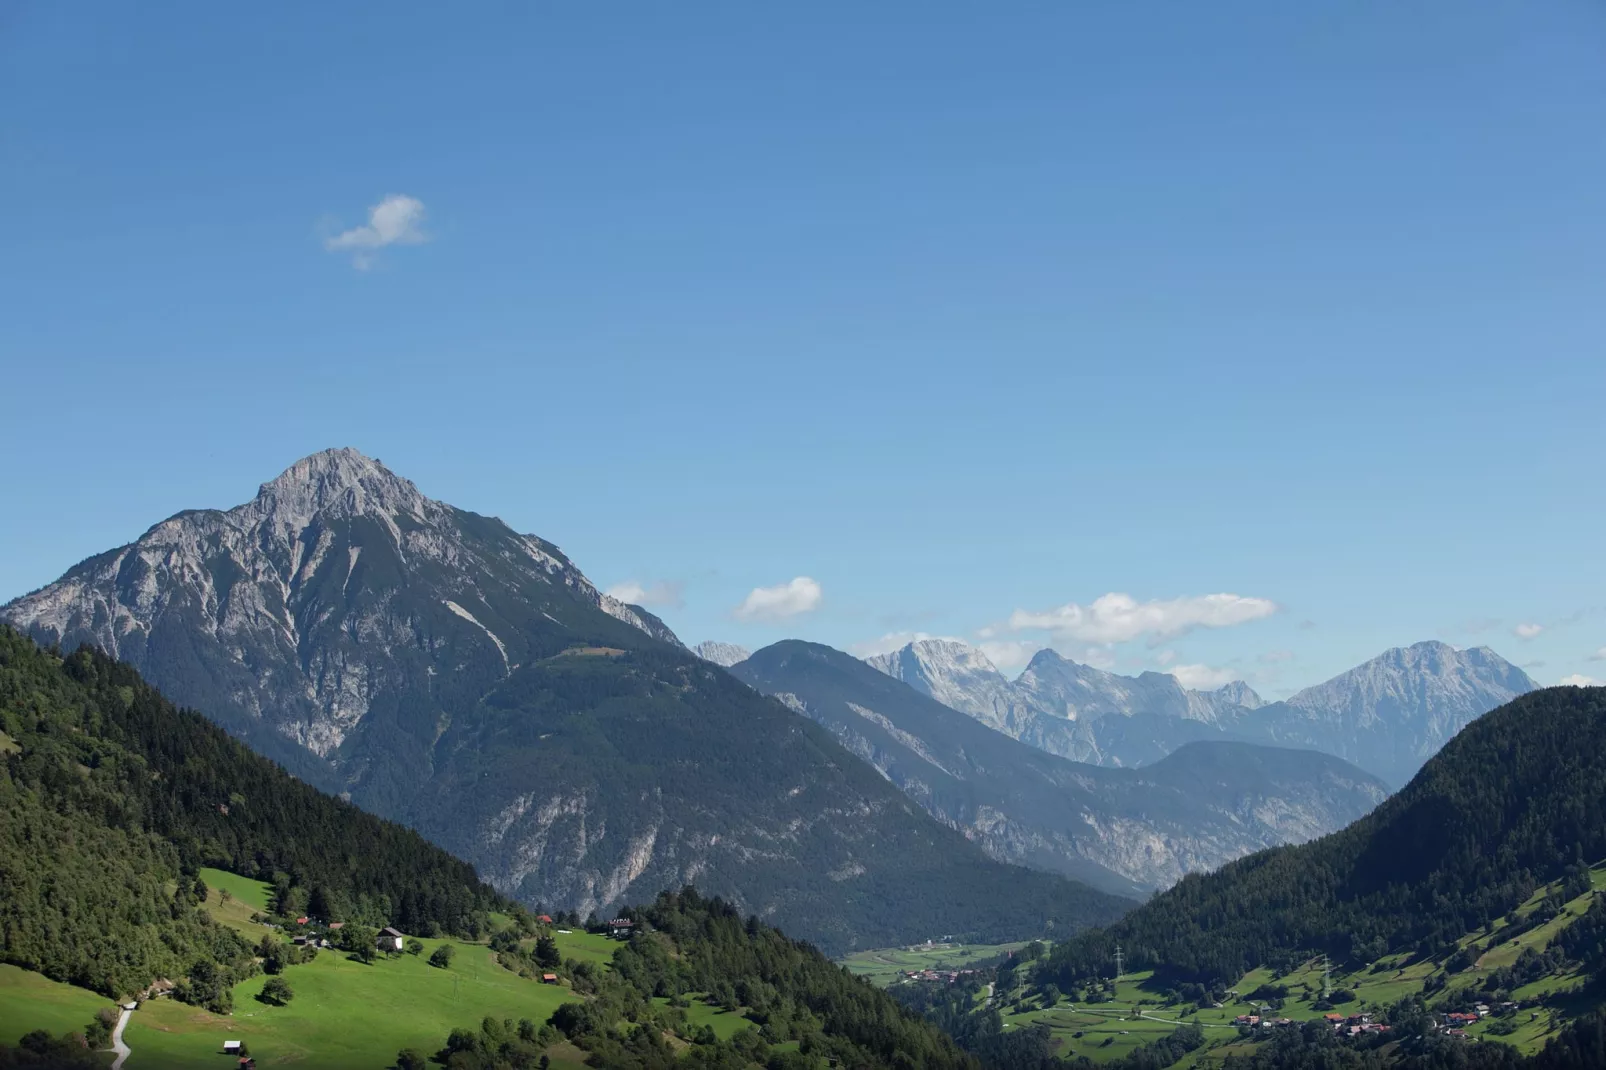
xmin=110 ymin=1007 xmax=132 ymax=1070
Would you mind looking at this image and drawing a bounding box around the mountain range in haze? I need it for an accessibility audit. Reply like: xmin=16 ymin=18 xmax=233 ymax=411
xmin=729 ymin=640 xmax=1388 ymax=895
xmin=859 ymin=636 xmax=1536 ymax=787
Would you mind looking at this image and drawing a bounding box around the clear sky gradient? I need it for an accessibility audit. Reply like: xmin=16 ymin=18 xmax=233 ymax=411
xmin=3 ymin=2 xmax=1603 ymax=694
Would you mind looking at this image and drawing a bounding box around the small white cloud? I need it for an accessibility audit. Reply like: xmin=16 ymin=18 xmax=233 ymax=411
xmin=605 ymin=580 xmax=684 ymax=610
xmin=1167 ymin=663 xmax=1240 ymax=690
xmin=1559 ymin=674 xmax=1603 ymax=687
xmin=1589 ymin=646 xmax=1606 ymax=662
xmin=733 ymin=576 xmax=822 ymax=622
xmin=1154 ymin=649 xmax=1178 ymax=666
xmin=1258 ymin=649 xmax=1296 ymax=664
xmin=1007 ymin=592 xmax=1277 ymax=646
xmin=325 ymin=194 xmax=429 ymax=269
xmin=1514 ymin=622 xmax=1544 ymax=640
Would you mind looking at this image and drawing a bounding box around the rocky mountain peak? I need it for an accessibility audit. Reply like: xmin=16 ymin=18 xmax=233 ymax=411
xmin=2 ymin=449 xmax=685 ymax=761
xmin=248 ymin=447 xmax=435 ymax=534
xmin=694 ymin=641 xmax=751 ymax=668
xmin=1243 ymin=640 xmax=1537 ymax=787
xmin=865 ymin=639 xmax=1010 ymax=695
xmin=1215 ymin=680 xmax=1265 ymax=709
xmin=1286 ymin=641 xmax=1536 ymax=719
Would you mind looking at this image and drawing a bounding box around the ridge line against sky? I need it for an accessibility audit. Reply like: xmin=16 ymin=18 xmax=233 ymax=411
xmin=1 ymin=3 xmax=1602 ymax=695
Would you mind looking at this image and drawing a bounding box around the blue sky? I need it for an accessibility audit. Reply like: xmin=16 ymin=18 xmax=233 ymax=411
xmin=3 ymin=2 xmax=1603 ymax=695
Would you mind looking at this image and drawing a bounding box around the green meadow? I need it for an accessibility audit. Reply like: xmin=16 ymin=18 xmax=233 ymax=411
xmin=3 ymin=867 xmax=611 ymax=1070
xmin=0 ymin=964 xmax=117 ymax=1051
xmin=122 ymin=938 xmax=577 ymax=1068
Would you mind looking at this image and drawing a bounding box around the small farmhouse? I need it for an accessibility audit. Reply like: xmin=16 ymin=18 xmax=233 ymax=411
xmin=377 ymin=926 xmax=405 ymax=952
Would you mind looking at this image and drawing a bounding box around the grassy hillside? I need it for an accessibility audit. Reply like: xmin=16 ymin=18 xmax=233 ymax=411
xmin=4 ymin=880 xmax=981 ymax=1070
xmin=2 ymin=864 xmax=603 ymax=1068
xmin=0 ymin=966 xmax=114 ymax=1049
xmin=123 ymin=934 xmax=581 ymax=1068
xmin=424 ymin=888 xmax=978 ymax=1069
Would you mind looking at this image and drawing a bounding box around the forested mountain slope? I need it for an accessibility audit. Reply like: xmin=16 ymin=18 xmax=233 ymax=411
xmin=0 ymin=626 xmax=510 ymax=997
xmin=407 ymin=640 xmax=1133 ymax=954
xmin=1 ymin=451 xmax=1131 ymax=954
xmin=1037 ymin=685 xmax=1606 ymax=988
xmin=731 ymin=641 xmax=1387 ymax=894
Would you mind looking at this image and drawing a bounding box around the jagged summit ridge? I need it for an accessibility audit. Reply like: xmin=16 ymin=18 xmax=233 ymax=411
xmin=868 ymin=639 xmax=1258 ymax=733
xmin=3 ymin=449 xmax=683 ymax=760
xmin=1245 ymin=639 xmax=1538 ymax=787
xmin=863 ymin=636 xmax=1529 ymax=784
xmin=1285 ymin=640 xmax=1531 ymax=724
xmin=865 ymin=639 xmax=1022 ymax=728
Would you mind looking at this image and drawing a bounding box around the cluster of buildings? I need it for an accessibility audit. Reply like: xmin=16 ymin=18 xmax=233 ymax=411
xmin=1440 ymin=1002 xmax=1520 ymax=1039
xmin=283 ymin=917 xmax=407 ymax=951
xmin=1322 ymin=1012 xmax=1392 ymax=1037
xmin=1231 ymin=1012 xmax=1392 ymax=1037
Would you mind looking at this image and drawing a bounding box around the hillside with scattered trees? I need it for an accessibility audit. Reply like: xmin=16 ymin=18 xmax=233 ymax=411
xmin=427 ymin=888 xmax=979 ymax=1069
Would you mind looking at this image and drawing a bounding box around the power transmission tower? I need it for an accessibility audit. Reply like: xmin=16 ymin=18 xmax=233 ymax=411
xmin=1114 ymin=943 xmax=1124 ymax=982
xmin=1321 ymin=955 xmax=1332 ymax=1000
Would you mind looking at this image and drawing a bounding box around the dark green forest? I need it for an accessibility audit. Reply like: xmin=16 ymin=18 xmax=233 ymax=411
xmin=0 ymin=627 xmax=513 ymax=996
xmin=1036 ymin=686 xmax=1606 ymax=988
